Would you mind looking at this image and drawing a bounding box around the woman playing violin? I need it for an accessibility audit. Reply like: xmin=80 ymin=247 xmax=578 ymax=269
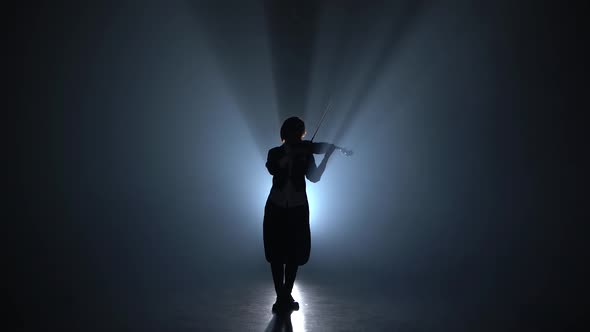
xmin=263 ymin=116 xmax=336 ymax=312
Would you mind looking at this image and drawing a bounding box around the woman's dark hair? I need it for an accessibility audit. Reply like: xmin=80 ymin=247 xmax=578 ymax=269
xmin=280 ymin=117 xmax=305 ymax=142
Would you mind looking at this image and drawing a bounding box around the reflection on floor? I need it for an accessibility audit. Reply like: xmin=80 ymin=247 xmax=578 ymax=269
xmin=129 ymin=276 xmax=510 ymax=332
xmin=19 ymin=268 xmax=566 ymax=331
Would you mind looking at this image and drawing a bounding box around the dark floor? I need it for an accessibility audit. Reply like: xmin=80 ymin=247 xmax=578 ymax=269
xmin=17 ymin=268 xmax=574 ymax=331
xmin=94 ymin=275 xmax=521 ymax=332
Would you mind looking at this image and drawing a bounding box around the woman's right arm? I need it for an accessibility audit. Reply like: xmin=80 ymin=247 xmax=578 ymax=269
xmin=306 ymin=144 xmax=335 ymax=182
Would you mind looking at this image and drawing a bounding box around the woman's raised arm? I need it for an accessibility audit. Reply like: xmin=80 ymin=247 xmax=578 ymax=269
xmin=306 ymin=144 xmax=335 ymax=182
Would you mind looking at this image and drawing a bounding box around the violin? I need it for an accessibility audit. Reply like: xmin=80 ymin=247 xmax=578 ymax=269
xmin=286 ymin=140 xmax=353 ymax=157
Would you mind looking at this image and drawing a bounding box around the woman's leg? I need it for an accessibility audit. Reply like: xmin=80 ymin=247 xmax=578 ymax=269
xmin=284 ymin=264 xmax=298 ymax=297
xmin=271 ymin=262 xmax=284 ymax=297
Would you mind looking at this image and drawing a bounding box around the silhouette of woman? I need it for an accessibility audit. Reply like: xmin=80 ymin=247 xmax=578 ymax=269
xmin=264 ymin=116 xmax=336 ymax=312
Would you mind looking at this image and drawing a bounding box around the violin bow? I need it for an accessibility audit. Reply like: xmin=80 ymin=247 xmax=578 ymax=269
xmin=310 ymin=98 xmax=353 ymax=156
xmin=310 ymin=98 xmax=332 ymax=142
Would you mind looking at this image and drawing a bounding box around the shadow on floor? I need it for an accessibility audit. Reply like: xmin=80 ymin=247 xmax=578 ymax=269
xmin=264 ymin=310 xmax=294 ymax=332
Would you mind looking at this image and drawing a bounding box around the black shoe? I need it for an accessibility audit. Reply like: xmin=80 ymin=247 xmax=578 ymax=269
xmin=272 ymin=296 xmax=288 ymax=313
xmin=272 ymin=297 xmax=281 ymax=313
xmin=272 ymin=295 xmax=299 ymax=313
xmin=285 ymin=294 xmax=299 ymax=311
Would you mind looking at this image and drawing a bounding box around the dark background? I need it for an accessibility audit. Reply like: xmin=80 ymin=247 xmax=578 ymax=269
xmin=12 ymin=0 xmax=585 ymax=330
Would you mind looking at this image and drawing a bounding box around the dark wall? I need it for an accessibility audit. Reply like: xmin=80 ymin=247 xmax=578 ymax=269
xmin=12 ymin=0 xmax=585 ymax=329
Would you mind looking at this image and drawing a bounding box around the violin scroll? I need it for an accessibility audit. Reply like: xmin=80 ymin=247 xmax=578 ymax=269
xmin=336 ymin=146 xmax=353 ymax=156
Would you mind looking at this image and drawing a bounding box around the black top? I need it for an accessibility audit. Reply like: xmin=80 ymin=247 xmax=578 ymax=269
xmin=265 ymin=142 xmax=331 ymax=193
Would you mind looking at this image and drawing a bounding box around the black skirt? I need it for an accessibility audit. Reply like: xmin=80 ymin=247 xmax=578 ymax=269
xmin=263 ymin=200 xmax=311 ymax=266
